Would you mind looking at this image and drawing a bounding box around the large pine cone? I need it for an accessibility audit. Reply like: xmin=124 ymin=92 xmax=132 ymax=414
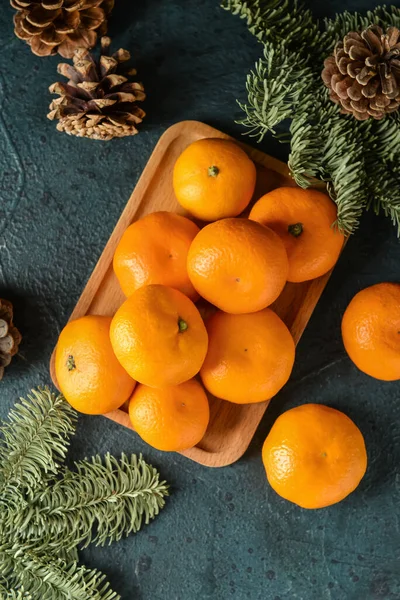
xmin=11 ymin=0 xmax=114 ymax=58
xmin=47 ymin=37 xmax=146 ymax=140
xmin=322 ymin=25 xmax=400 ymax=120
xmin=0 ymin=299 xmax=22 ymax=381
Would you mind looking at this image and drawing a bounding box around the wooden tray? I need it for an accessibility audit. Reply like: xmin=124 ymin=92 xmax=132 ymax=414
xmin=50 ymin=120 xmax=338 ymax=468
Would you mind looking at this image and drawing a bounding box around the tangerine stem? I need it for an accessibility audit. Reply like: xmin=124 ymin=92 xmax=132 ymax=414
xmin=67 ymin=355 xmax=76 ymax=371
xmin=288 ymin=222 xmax=303 ymax=237
xmin=208 ymin=165 xmax=219 ymax=177
xmin=178 ymin=318 xmax=188 ymax=333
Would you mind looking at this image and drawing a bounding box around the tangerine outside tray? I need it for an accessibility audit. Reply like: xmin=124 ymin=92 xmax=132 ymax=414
xmin=50 ymin=120 xmax=338 ymax=468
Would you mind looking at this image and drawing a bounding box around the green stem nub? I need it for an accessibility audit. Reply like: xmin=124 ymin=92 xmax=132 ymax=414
xmin=178 ymin=318 xmax=188 ymax=333
xmin=208 ymin=165 xmax=220 ymax=177
xmin=67 ymin=355 xmax=76 ymax=371
xmin=288 ymin=222 xmax=303 ymax=237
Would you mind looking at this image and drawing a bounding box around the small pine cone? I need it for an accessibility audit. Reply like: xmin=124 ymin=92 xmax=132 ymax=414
xmin=322 ymin=25 xmax=400 ymax=120
xmin=47 ymin=37 xmax=146 ymax=141
xmin=0 ymin=299 xmax=22 ymax=381
xmin=11 ymin=0 xmax=114 ymax=58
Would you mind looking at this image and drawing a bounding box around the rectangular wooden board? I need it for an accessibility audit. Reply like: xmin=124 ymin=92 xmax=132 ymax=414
xmin=50 ymin=120 xmax=337 ymax=468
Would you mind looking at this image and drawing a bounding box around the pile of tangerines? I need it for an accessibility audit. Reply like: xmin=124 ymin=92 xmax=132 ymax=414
xmin=54 ymin=137 xmax=399 ymax=510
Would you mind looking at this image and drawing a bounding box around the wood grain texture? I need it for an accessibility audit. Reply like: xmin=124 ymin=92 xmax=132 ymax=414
xmin=50 ymin=120 xmax=338 ymax=468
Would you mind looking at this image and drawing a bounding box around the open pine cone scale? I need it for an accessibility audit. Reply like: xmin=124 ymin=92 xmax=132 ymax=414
xmin=322 ymin=25 xmax=400 ymax=120
xmin=11 ymin=0 xmax=113 ymax=57
xmin=48 ymin=38 xmax=146 ymax=140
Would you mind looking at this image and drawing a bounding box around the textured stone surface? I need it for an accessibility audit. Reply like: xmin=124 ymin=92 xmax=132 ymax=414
xmin=1 ymin=1 xmax=400 ymax=599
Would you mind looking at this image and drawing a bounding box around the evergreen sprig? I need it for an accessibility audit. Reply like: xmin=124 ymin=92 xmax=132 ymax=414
xmin=0 ymin=388 xmax=76 ymax=496
xmin=1 ymin=547 xmax=119 ymax=600
xmin=0 ymin=388 xmax=169 ymax=600
xmin=222 ymin=0 xmax=325 ymax=51
xmin=13 ymin=454 xmax=168 ymax=553
xmin=222 ymin=0 xmax=400 ymax=235
xmin=238 ymin=41 xmax=314 ymax=138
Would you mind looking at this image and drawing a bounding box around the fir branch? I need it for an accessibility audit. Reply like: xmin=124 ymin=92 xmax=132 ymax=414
xmin=239 ymin=41 xmax=314 ymax=140
xmin=322 ymin=115 xmax=372 ymax=234
xmin=3 ymin=590 xmax=32 ymax=600
xmin=385 ymin=113 xmax=400 ymax=179
xmin=0 ymin=388 xmax=169 ymax=599
xmin=221 ymin=0 xmax=324 ymax=52
xmin=287 ymin=88 xmax=337 ymax=187
xmin=0 ymin=543 xmax=16 ymax=591
xmin=0 ymin=579 xmax=32 ymax=600
xmin=376 ymin=181 xmax=400 ymax=236
xmin=372 ymin=113 xmax=400 ymax=163
xmin=356 ymin=113 xmax=400 ymax=232
xmin=12 ymin=453 xmax=169 ymax=553
xmin=1 ymin=548 xmax=119 ymax=600
xmin=55 ymin=546 xmax=80 ymax=564
xmin=325 ymin=6 xmax=400 ymax=43
xmin=366 ymin=159 xmax=400 ymax=235
xmin=288 ymin=111 xmax=322 ymax=187
xmin=0 ymin=388 xmax=76 ymax=497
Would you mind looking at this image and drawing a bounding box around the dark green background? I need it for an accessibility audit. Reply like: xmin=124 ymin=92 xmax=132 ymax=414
xmin=1 ymin=1 xmax=400 ymax=598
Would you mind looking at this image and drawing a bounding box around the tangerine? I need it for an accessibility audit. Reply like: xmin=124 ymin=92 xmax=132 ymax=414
xmin=173 ymin=138 xmax=256 ymax=221
xmin=110 ymin=284 xmax=208 ymax=387
xmin=129 ymin=379 xmax=210 ymax=452
xmin=187 ymin=218 xmax=288 ymax=314
xmin=55 ymin=315 xmax=136 ymax=415
xmin=200 ymin=309 xmax=295 ymax=403
xmin=262 ymin=404 xmax=367 ymax=509
xmin=113 ymin=211 xmax=199 ymax=300
xmin=250 ymin=187 xmax=344 ymax=282
xmin=342 ymin=282 xmax=400 ymax=380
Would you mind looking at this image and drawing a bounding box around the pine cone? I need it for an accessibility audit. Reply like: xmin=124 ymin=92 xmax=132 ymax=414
xmin=47 ymin=37 xmax=146 ymax=141
xmin=0 ymin=299 xmax=22 ymax=381
xmin=322 ymin=25 xmax=400 ymax=120
xmin=11 ymin=0 xmax=114 ymax=58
